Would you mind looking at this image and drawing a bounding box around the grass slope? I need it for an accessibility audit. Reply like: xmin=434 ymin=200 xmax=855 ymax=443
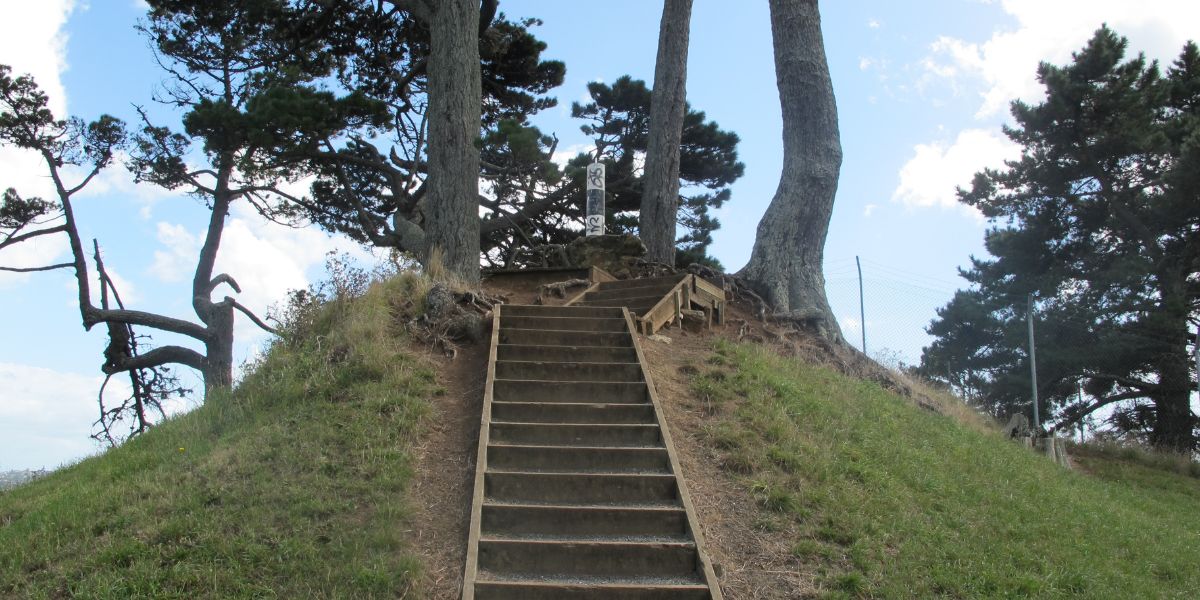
xmin=695 ymin=339 xmax=1200 ymax=599
xmin=0 ymin=274 xmax=439 ymax=599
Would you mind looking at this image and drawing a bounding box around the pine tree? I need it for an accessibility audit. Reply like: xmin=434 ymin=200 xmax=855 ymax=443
xmin=920 ymin=28 xmax=1200 ymax=451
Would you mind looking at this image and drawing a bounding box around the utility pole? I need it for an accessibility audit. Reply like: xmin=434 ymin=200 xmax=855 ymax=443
xmin=1078 ymin=379 xmax=1085 ymax=443
xmin=856 ymin=256 xmax=866 ymax=354
xmin=585 ymin=163 xmax=605 ymax=236
xmin=1027 ymin=293 xmax=1040 ymax=433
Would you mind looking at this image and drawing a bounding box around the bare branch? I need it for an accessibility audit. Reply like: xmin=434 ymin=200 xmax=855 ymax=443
xmin=1049 ymin=390 xmax=1146 ymax=435
xmin=208 ymin=273 xmax=242 ymax=295
xmin=89 ymin=307 xmax=211 ymax=341
xmin=101 ymin=344 xmax=206 ymax=374
xmin=226 ymin=298 xmax=279 ymax=335
xmin=66 ymin=162 xmax=106 ymax=197
xmin=0 ymin=223 xmax=68 ymax=251
xmin=0 ymin=262 xmax=74 ymax=273
xmin=387 ymin=0 xmax=432 ymax=22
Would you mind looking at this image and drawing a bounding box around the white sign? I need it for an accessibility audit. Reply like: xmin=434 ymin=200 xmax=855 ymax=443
xmin=585 ymin=163 xmax=605 ymax=236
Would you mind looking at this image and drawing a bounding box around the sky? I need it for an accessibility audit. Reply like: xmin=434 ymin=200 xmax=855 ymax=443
xmin=1 ymin=1 xmax=1197 ymax=470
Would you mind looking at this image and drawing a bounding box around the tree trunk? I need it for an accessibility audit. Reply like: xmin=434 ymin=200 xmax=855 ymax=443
xmin=423 ymin=0 xmax=483 ymax=284
xmin=203 ymin=303 xmax=235 ymax=395
xmin=737 ymin=0 xmax=842 ymax=341
xmin=639 ymin=0 xmax=693 ymax=266
xmin=1150 ymin=280 xmax=1195 ymax=451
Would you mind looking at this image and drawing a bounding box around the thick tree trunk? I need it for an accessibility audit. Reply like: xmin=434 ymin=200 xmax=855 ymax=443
xmin=738 ymin=0 xmax=842 ymax=341
xmin=639 ymin=0 xmax=693 ymax=265
xmin=203 ymin=303 xmax=235 ymax=395
xmin=423 ymin=0 xmax=482 ymax=284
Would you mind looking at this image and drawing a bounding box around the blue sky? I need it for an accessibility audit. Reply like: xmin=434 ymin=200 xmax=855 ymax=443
xmin=1 ymin=1 xmax=1197 ymax=469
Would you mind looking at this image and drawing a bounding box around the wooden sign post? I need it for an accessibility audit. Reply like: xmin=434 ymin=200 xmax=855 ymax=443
xmin=586 ymin=162 xmax=605 ymax=236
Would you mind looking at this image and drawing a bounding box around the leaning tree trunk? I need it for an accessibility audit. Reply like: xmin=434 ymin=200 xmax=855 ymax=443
xmin=639 ymin=0 xmax=693 ymax=265
xmin=423 ymin=0 xmax=482 ymax=284
xmin=738 ymin=0 xmax=843 ymax=341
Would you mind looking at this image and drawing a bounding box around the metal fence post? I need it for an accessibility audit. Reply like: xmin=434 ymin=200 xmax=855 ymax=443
xmin=1028 ymin=293 xmax=1040 ymax=433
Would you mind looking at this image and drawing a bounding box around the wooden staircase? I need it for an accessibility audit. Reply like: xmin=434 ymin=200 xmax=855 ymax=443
xmin=568 ymin=274 xmax=726 ymax=335
xmin=461 ymin=303 xmax=723 ymax=599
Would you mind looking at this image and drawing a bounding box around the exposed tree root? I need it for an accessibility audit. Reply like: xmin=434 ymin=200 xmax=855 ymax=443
xmin=400 ymin=283 xmax=505 ymax=359
xmin=534 ymin=278 xmax=589 ymax=305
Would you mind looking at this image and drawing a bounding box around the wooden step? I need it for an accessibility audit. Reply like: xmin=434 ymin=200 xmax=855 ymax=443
xmin=500 ymin=304 xmax=625 ymax=319
xmin=481 ymin=503 xmax=688 ymax=537
xmin=492 ymin=380 xmax=648 ymax=404
xmin=485 ymin=471 xmax=679 ymax=505
xmin=488 ymin=423 xmax=661 ymax=447
xmin=577 ymin=294 xmax=668 ymax=309
xmin=473 ymin=579 xmax=710 ymax=600
xmin=496 ymin=344 xmax=639 ymax=363
xmin=584 ymin=283 xmax=681 ymax=302
xmin=494 ymin=361 xmax=643 ymax=383
xmin=487 ymin=445 xmax=671 ymax=473
xmin=499 ymin=328 xmax=632 ymax=348
xmin=500 ymin=315 xmax=629 ymax=333
xmin=593 ymin=275 xmax=687 ymax=290
xmin=490 ymin=402 xmax=656 ymax=424
xmin=477 ymin=539 xmax=699 ymax=578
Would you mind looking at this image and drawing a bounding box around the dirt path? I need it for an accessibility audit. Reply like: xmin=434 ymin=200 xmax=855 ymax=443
xmin=408 ymin=340 xmax=488 ymax=599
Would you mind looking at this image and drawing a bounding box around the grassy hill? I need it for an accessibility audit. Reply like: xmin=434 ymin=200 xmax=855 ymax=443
xmin=692 ymin=339 xmax=1200 ymax=598
xmin=0 ymin=273 xmax=439 ymax=599
xmin=3 ymin=273 xmax=1199 ymax=598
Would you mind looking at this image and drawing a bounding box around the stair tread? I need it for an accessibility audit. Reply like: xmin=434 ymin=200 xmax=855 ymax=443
xmin=485 ymin=499 xmax=682 ymax=509
xmin=489 ymin=443 xmax=666 ymax=451
xmin=482 ymin=500 xmax=685 ymax=511
xmin=480 ymin=533 xmax=692 ymax=544
xmin=493 ymin=378 xmax=644 ymax=384
xmin=486 ymin=470 xmax=675 ymax=478
xmin=492 ymin=400 xmax=654 ymax=408
xmin=488 ymin=467 xmax=670 ymax=476
xmin=494 ymin=360 xmax=642 ymax=366
xmin=475 ymin=574 xmax=706 ymax=587
xmin=497 ymin=343 xmax=636 ymax=352
xmin=580 ymin=294 xmax=669 ymax=303
xmin=489 ymin=420 xmax=658 ymax=426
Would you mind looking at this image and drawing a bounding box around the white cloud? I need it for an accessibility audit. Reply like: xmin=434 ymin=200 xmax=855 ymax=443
xmin=863 ymin=203 xmax=879 ymax=218
xmin=924 ymin=0 xmax=1200 ymax=118
xmin=551 ymin=143 xmax=592 ymax=167
xmin=72 ymin=152 xmax=187 ymax=219
xmin=0 ymin=2 xmax=73 ymax=117
xmin=0 ymin=2 xmax=76 ymax=286
xmin=149 ymin=222 xmax=199 ymax=282
xmin=859 ymin=57 xmax=874 ymax=71
xmin=867 ymin=19 xmax=881 ymax=30
xmin=0 ymin=3 xmax=74 ymax=197
xmin=892 ymin=128 xmax=1019 ymax=212
xmin=0 ymin=362 xmax=108 ymax=470
xmin=0 ymin=225 xmax=69 ymax=288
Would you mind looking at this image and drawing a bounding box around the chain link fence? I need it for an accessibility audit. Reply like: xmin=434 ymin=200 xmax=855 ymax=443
xmin=824 ymin=257 xmax=961 ymax=372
